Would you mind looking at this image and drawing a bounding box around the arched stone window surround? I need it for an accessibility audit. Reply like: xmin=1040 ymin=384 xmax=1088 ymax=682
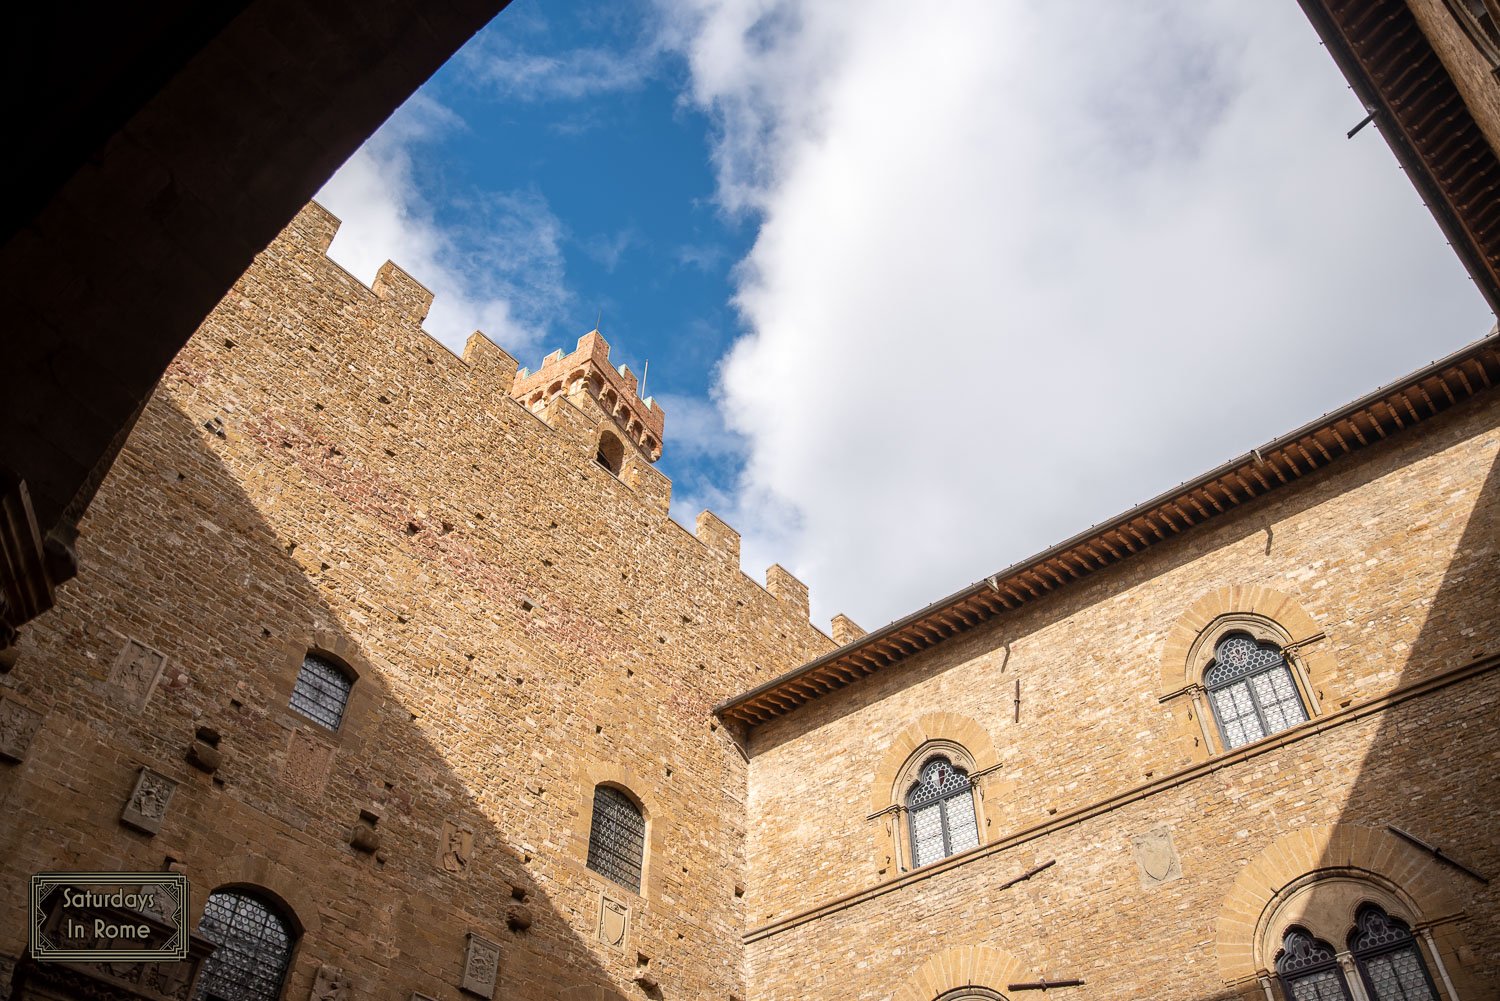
xmin=288 ymin=649 xmax=357 ymax=732
xmin=596 ymin=427 xmax=626 ymax=475
xmin=870 ymin=714 xmax=1006 ymax=876
xmin=1215 ymin=824 xmax=1474 ymax=999
xmin=1159 ymin=586 xmax=1343 ymax=761
xmin=570 ymin=760 xmax=664 ymax=901
xmin=585 ymin=783 xmax=647 ymax=894
xmin=193 ymin=882 xmax=303 ymax=1001
xmin=892 ymin=945 xmax=1028 ymax=1001
xmin=270 ymin=627 xmax=377 ymax=753
xmin=1268 ymin=885 xmax=1449 ymax=1001
xmin=1200 ymin=627 xmax=1312 ymax=751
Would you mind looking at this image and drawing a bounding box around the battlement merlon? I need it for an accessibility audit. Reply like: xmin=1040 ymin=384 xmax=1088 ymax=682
xmin=511 ymin=331 xmax=667 ymax=462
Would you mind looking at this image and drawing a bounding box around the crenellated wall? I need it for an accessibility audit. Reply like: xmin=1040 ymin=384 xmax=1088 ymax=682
xmin=0 ymin=201 xmax=835 ymax=1001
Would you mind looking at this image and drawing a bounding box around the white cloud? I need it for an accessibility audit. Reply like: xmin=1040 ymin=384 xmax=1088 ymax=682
xmin=585 ymin=229 xmax=641 ymax=273
xmin=657 ymin=0 xmax=1495 ymax=630
xmin=655 ymin=391 xmax=746 ymax=461
xmin=461 ymin=28 xmax=661 ymax=102
xmin=676 ymin=242 xmax=730 ymax=272
xmin=315 ymin=93 xmax=570 ymax=356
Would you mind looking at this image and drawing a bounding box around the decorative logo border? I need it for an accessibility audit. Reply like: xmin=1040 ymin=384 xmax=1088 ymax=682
xmin=29 ymin=872 xmax=190 ymax=963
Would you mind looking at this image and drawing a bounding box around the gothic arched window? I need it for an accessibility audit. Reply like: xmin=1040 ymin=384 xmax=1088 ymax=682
xmin=195 ymin=889 xmax=296 ymax=1001
xmin=586 ymin=784 xmax=646 ymax=893
xmin=1350 ymin=905 xmax=1439 ymax=1001
xmin=1276 ymin=927 xmax=1351 ymax=1001
xmin=289 ymin=652 xmax=354 ymax=730
xmin=1205 ymin=633 xmax=1308 ymax=750
xmin=906 ymin=756 xmax=979 ymax=868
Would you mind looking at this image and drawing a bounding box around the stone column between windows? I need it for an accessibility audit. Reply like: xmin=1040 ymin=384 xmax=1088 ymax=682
xmin=1337 ymin=952 xmax=1372 ymax=1001
xmin=1419 ymin=927 xmax=1461 ymax=1000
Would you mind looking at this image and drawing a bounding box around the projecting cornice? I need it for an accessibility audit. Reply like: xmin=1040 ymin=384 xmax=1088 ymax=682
xmin=1297 ymin=0 xmax=1500 ymax=313
xmin=714 ymin=333 xmax=1500 ymax=729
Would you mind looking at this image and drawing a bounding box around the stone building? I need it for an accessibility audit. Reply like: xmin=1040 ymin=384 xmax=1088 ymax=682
xmin=1 ymin=3 xmax=1500 ymax=1001
xmin=719 ymin=335 xmax=1500 ymax=999
xmin=0 ymin=203 xmax=837 ymax=1001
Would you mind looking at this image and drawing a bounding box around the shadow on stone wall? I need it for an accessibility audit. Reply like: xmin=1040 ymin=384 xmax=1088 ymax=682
xmin=1 ymin=395 xmax=624 ymax=1001
xmin=1308 ymin=435 xmax=1500 ymax=992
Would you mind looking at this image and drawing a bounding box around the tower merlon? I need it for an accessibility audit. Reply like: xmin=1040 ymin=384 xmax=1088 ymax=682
xmin=696 ymin=511 xmax=741 ymax=565
xmin=294 ymin=201 xmax=342 ymax=254
xmin=622 ymin=454 xmax=671 ymax=513
xmin=462 ymin=332 xmax=519 ymax=393
xmin=831 ymin=614 xmax=865 ymax=645
xmin=372 ymin=261 xmax=435 ymax=323
xmin=766 ymin=565 xmax=810 ymax=620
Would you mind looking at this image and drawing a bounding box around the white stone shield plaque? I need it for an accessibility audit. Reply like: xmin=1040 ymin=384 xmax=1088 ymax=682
xmin=596 ymin=893 xmax=629 ymax=950
xmin=1132 ymin=826 xmax=1182 ymax=886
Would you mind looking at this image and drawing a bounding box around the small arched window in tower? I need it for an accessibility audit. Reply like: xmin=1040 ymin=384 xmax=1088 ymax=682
xmin=195 ymin=888 xmax=296 ymax=1001
xmin=1350 ymin=905 xmax=1439 ymax=1001
xmin=906 ymin=756 xmax=979 ymax=868
xmin=1277 ymin=927 xmax=1350 ymax=1001
xmin=289 ymin=652 xmax=354 ymax=730
xmin=586 ymin=784 xmax=645 ymax=893
xmin=596 ymin=429 xmax=625 ymax=475
xmin=1204 ymin=633 xmax=1308 ymax=750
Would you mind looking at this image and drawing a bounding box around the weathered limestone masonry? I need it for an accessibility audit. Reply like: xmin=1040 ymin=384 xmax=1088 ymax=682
xmin=0 ymin=202 xmax=833 ymax=1000
xmin=737 ymin=378 xmax=1500 ymax=999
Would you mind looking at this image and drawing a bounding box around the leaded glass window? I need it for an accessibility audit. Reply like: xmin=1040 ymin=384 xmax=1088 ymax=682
xmin=905 ymin=756 xmax=979 ymax=868
xmin=1205 ymin=634 xmax=1308 ymax=750
xmin=195 ymin=890 xmax=294 ymax=1001
xmin=1277 ymin=928 xmax=1352 ymax=1001
xmin=1350 ymin=906 xmax=1438 ymax=1001
xmin=586 ymin=785 xmax=645 ymax=893
xmin=289 ymin=653 xmax=353 ymax=730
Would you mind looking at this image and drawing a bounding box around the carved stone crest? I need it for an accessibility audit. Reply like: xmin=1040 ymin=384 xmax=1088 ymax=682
xmin=282 ymin=729 xmax=334 ymax=797
xmin=596 ymin=893 xmax=629 ymax=950
xmin=108 ymin=638 xmax=168 ymax=706
xmin=0 ymin=696 xmax=43 ymax=763
xmin=439 ymin=820 xmax=474 ymax=877
xmin=1132 ymin=826 xmax=1182 ymax=886
xmin=121 ymin=767 xmax=178 ymax=835
xmin=461 ymin=933 xmax=500 ymax=999
xmin=311 ymin=964 xmax=350 ymax=1001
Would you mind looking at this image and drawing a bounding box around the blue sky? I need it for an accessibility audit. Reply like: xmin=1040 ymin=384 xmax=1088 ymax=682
xmin=318 ymin=0 xmax=1494 ymax=632
xmin=319 ymin=0 xmax=752 ymax=522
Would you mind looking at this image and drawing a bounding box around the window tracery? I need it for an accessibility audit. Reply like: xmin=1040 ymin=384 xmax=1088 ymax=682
xmin=1274 ymin=907 xmax=1441 ymax=1001
xmin=906 ymin=756 xmax=980 ymax=868
xmin=1350 ymin=906 xmax=1439 ymax=1001
xmin=194 ymin=889 xmax=296 ymax=1001
xmin=289 ymin=652 xmax=353 ymax=730
xmin=1205 ymin=633 xmax=1308 ymax=749
xmin=586 ymin=784 xmax=646 ymax=893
